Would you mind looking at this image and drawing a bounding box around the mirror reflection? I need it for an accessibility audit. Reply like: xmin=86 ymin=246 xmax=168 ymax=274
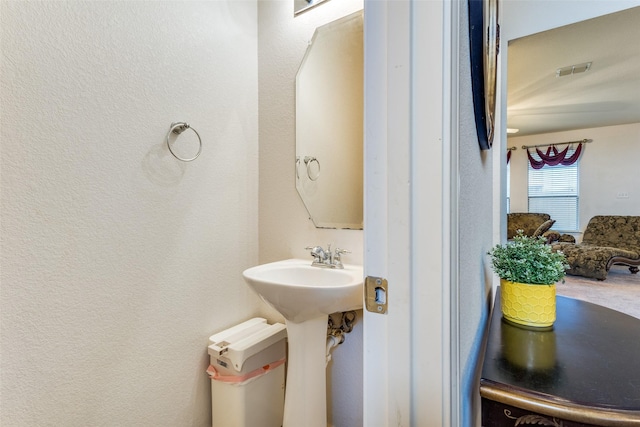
xmin=295 ymin=11 xmax=363 ymax=229
xmin=506 ymin=7 xmax=640 ymax=233
xmin=507 ymin=7 xmax=640 ymax=137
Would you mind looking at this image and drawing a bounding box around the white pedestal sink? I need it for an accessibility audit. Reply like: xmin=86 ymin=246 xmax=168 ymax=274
xmin=242 ymin=258 xmax=363 ymax=427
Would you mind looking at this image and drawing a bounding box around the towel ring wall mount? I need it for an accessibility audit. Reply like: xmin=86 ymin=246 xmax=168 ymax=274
xmin=166 ymin=122 xmax=202 ymax=162
xmin=303 ymin=156 xmax=321 ymax=181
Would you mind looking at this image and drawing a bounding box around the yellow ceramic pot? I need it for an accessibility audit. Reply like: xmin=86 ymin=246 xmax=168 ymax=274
xmin=500 ymin=279 xmax=556 ymax=328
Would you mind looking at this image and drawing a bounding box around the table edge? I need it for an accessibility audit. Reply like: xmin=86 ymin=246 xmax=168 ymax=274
xmin=480 ymin=379 xmax=640 ymax=426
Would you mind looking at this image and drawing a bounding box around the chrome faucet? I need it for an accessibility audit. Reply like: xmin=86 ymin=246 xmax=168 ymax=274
xmin=306 ymin=245 xmax=328 ymax=264
xmin=305 ymin=244 xmax=350 ymax=269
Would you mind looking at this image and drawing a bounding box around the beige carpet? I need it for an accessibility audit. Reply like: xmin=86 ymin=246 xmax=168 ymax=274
xmin=556 ymin=265 xmax=640 ymax=319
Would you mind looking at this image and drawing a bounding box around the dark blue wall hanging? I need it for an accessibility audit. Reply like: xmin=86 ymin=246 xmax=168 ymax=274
xmin=469 ymin=0 xmax=499 ymax=150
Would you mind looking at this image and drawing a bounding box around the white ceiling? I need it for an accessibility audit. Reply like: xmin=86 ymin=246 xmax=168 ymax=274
xmin=507 ymin=6 xmax=640 ymax=137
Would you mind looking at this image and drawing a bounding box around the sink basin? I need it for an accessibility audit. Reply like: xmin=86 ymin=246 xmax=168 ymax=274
xmin=242 ymin=258 xmax=363 ymax=323
xmin=242 ymin=258 xmax=364 ymax=427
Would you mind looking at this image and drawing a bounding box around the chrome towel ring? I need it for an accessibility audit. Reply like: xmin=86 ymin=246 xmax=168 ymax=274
xmin=166 ymin=122 xmax=202 ymax=162
xmin=303 ymin=156 xmax=320 ymax=181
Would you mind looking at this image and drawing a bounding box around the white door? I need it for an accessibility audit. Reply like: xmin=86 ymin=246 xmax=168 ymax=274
xmin=362 ymin=1 xmax=458 ymax=425
xmin=363 ymin=1 xmax=640 ymax=426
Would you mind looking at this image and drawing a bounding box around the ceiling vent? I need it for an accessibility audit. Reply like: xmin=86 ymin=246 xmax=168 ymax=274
xmin=556 ymin=62 xmax=592 ymax=77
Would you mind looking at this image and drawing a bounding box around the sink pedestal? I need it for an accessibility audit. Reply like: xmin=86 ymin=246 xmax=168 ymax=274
xmin=241 ymin=259 xmax=364 ymax=427
xmin=283 ymin=316 xmax=328 ymax=427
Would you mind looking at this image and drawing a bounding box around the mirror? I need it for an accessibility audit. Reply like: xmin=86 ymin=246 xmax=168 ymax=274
xmin=295 ymin=11 xmax=363 ymax=229
xmin=506 ymin=7 xmax=640 ymax=228
xmin=469 ymin=0 xmax=499 ymax=150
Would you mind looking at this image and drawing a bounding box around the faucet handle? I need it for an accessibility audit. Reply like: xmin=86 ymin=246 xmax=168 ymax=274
xmin=334 ymin=248 xmax=350 ymax=256
xmin=333 ymin=248 xmax=350 ymax=263
xmin=331 ymin=248 xmax=349 ymax=269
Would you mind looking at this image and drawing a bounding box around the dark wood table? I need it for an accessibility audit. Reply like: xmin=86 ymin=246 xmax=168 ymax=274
xmin=480 ymin=287 xmax=640 ymax=426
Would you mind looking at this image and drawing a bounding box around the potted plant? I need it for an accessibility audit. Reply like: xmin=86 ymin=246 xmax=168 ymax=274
xmin=488 ymin=231 xmax=569 ymax=328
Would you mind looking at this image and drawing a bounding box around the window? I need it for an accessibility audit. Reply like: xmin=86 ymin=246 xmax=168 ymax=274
xmin=528 ymin=150 xmax=579 ymax=231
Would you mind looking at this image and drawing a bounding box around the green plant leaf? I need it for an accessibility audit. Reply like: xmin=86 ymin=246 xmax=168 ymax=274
xmin=488 ymin=231 xmax=569 ymax=285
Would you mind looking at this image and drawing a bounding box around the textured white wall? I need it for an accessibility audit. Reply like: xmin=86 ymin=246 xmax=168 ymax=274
xmin=508 ymin=123 xmax=640 ymax=238
xmin=1 ymin=1 xmax=264 ymax=426
xmin=457 ymin=2 xmax=495 ymax=425
xmin=257 ymin=1 xmax=364 ymax=425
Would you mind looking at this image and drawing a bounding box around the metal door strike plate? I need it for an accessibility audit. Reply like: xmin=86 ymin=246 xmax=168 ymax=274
xmin=365 ymin=276 xmax=388 ymax=314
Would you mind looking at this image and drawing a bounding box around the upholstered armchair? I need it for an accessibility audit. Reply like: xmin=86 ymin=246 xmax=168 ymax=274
xmin=507 ymin=213 xmax=557 ymax=243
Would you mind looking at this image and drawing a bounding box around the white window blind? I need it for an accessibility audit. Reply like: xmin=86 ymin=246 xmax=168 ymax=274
xmin=527 ymin=150 xmax=579 ymax=231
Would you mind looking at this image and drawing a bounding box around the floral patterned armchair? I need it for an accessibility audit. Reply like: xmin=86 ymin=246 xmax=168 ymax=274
xmin=507 ymin=213 xmax=558 ymax=243
xmin=551 ymin=215 xmax=640 ymax=280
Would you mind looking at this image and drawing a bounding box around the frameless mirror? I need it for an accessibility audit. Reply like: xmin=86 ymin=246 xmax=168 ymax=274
xmin=505 ymin=7 xmax=640 ymax=229
xmin=295 ymin=11 xmax=363 ymax=229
